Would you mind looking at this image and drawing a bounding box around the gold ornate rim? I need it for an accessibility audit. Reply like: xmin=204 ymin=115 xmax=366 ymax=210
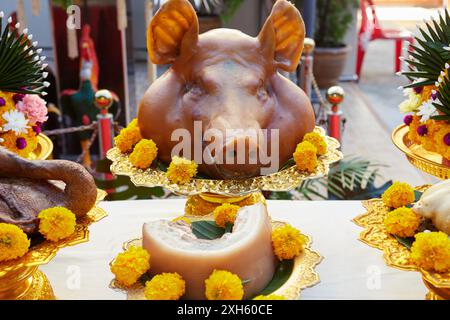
xmin=0 ymin=189 xmax=108 ymax=277
xmin=392 ymin=125 xmax=449 ymax=179
xmin=107 ymin=126 xmax=343 ymax=196
xmin=352 ymin=188 xmax=450 ymax=289
xmin=110 ymin=219 xmax=322 ymax=300
xmin=27 ymin=134 xmax=53 ymax=160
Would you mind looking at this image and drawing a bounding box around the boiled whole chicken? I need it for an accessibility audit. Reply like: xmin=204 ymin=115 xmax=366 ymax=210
xmin=0 ymin=147 xmax=98 ymax=234
xmin=413 ymin=179 xmax=450 ymax=235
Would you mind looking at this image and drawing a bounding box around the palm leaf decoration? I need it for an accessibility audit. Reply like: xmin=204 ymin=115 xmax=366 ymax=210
xmin=400 ymin=10 xmax=450 ymax=120
xmin=0 ymin=12 xmax=48 ymax=95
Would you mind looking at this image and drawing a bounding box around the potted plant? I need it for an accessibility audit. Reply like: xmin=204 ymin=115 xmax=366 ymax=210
xmin=313 ymin=0 xmax=358 ymax=88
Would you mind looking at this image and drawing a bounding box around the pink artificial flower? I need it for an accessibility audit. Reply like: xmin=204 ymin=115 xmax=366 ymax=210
xmin=16 ymin=94 xmax=48 ymax=125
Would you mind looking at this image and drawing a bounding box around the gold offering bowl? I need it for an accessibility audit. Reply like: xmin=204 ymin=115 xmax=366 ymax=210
xmin=111 ymin=219 xmax=322 ymax=300
xmin=28 ymin=134 xmax=54 ymax=160
xmin=0 ymin=190 xmax=108 ymax=300
xmin=107 ymin=126 xmax=343 ymax=213
xmin=392 ymin=125 xmax=449 ymax=179
xmin=353 ymin=187 xmax=450 ymax=300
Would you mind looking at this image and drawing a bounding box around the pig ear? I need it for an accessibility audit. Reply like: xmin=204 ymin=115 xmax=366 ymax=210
xmin=147 ymin=0 xmax=199 ymax=65
xmin=258 ymin=0 xmax=305 ymax=72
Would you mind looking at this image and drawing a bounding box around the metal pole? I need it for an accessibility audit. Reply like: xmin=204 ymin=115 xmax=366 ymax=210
xmin=95 ymin=90 xmax=115 ymax=188
xmin=326 ymin=86 xmax=345 ymax=144
xmin=302 ymin=0 xmax=317 ymax=38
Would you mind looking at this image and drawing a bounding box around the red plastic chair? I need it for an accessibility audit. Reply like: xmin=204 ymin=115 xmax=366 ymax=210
xmin=356 ymin=0 xmax=414 ymax=79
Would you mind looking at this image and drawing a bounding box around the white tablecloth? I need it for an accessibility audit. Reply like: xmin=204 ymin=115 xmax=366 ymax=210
xmin=40 ymin=200 xmax=428 ymax=300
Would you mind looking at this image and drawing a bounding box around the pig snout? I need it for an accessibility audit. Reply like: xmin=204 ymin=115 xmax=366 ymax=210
xmin=216 ymin=135 xmax=262 ymax=179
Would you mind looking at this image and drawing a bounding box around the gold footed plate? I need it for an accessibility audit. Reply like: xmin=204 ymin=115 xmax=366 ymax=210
xmin=0 ymin=190 xmax=108 ymax=300
xmin=353 ymin=187 xmax=450 ymax=300
xmin=107 ymin=126 xmax=343 ymax=197
xmin=110 ymin=219 xmax=322 ymax=300
xmin=392 ymin=125 xmax=449 ymax=179
xmin=28 ymin=134 xmax=54 ymax=160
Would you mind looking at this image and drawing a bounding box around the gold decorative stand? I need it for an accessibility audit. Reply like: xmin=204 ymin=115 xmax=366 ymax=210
xmin=108 ymin=126 xmax=343 ymax=299
xmin=354 ymin=186 xmax=450 ymax=300
xmin=0 ymin=190 xmax=108 ymax=300
xmin=391 ymin=125 xmax=450 ymax=299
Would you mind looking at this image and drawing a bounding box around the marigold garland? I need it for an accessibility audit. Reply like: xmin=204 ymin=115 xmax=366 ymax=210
xmin=111 ymin=246 xmax=151 ymax=287
xmin=293 ymin=141 xmax=318 ymax=173
xmin=129 ymin=139 xmax=158 ymax=169
xmin=302 ymin=132 xmax=327 ymax=156
xmin=38 ymin=207 xmax=77 ymax=242
xmin=114 ymin=119 xmax=142 ymax=153
xmin=271 ymin=224 xmax=305 ymax=261
xmin=384 ymin=207 xmax=421 ymax=238
xmin=213 ymin=203 xmax=240 ymax=228
xmin=166 ymin=156 xmax=198 ymax=184
xmin=204 ymin=270 xmax=244 ymax=300
xmin=144 ymin=272 xmax=186 ymax=300
xmin=381 ymin=182 xmax=415 ymax=209
xmin=410 ymin=231 xmax=450 ymax=273
xmin=0 ymin=223 xmax=30 ymax=262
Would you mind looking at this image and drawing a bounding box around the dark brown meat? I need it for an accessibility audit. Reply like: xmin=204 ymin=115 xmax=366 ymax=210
xmin=0 ymin=148 xmax=98 ymax=234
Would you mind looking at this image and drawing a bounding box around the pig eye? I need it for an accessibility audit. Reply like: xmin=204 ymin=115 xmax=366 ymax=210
xmin=185 ymin=82 xmax=205 ymax=97
xmin=256 ymin=82 xmax=269 ymax=100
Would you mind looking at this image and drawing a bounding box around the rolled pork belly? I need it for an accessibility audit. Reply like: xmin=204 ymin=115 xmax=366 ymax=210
xmin=142 ymin=203 xmax=277 ymax=300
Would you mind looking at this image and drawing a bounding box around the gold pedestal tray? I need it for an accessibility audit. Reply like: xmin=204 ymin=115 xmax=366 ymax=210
xmin=110 ymin=219 xmax=322 ymax=300
xmin=353 ymin=187 xmax=450 ymax=300
xmin=392 ymin=125 xmax=449 ymax=179
xmin=107 ymin=126 xmax=343 ymax=214
xmin=28 ymin=134 xmax=54 ymax=160
xmin=0 ymin=190 xmax=108 ymax=300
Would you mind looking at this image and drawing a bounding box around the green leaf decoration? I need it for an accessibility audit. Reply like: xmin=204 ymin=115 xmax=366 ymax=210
xmin=394 ymin=235 xmax=414 ymax=250
xmin=258 ymin=260 xmax=294 ymax=296
xmin=192 ymin=221 xmax=227 ymax=240
xmin=401 ymin=10 xmax=450 ymax=103
xmin=0 ymin=14 xmax=47 ymax=94
xmin=414 ymin=190 xmax=423 ymax=202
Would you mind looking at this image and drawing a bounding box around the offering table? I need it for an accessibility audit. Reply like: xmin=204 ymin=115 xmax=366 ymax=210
xmin=40 ymin=199 xmax=428 ymax=300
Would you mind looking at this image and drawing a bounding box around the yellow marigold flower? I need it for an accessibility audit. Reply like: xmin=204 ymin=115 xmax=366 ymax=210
xmin=0 ymin=223 xmax=30 ymax=262
xmin=0 ymin=129 xmax=38 ymax=158
xmin=114 ymin=124 xmax=142 ymax=153
xmin=302 ymin=132 xmax=327 ymax=156
xmin=129 ymin=139 xmax=158 ymax=169
xmin=172 ymin=216 xmax=191 ymax=225
xmin=381 ymin=182 xmax=415 ymax=209
xmin=205 ymin=270 xmax=244 ymax=300
xmin=434 ymin=126 xmax=450 ymax=160
xmin=144 ymin=272 xmax=185 ymax=300
xmin=213 ymin=203 xmax=240 ymax=228
xmin=293 ymin=141 xmax=318 ymax=173
xmin=166 ymin=156 xmax=198 ymax=184
xmin=253 ymin=294 xmax=285 ymax=300
xmin=128 ymin=118 xmax=139 ymax=128
xmin=38 ymin=207 xmax=76 ymax=242
xmin=111 ymin=246 xmax=150 ymax=287
xmin=384 ymin=207 xmax=421 ymax=237
xmin=271 ymin=224 xmax=305 ymax=260
xmin=407 ymin=115 xmax=421 ymax=144
xmin=420 ymin=85 xmax=435 ymax=103
xmin=410 ymin=232 xmax=450 ymax=273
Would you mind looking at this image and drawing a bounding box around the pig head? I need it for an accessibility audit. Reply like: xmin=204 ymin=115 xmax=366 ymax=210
xmin=138 ymin=0 xmax=315 ymax=179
